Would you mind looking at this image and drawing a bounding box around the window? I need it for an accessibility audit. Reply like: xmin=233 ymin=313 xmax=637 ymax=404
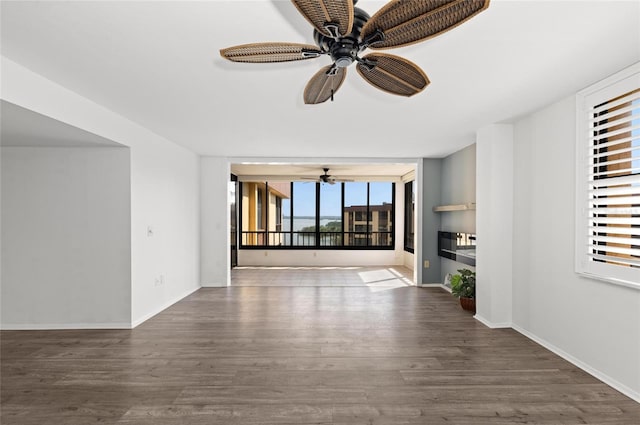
xmin=270 ymin=195 xmax=284 ymax=246
xmin=576 ymin=64 xmax=640 ymax=289
xmin=369 ymin=182 xmax=393 ymax=247
xmin=256 ymin=186 xmax=264 ymax=230
xmin=275 ymin=197 xmax=282 ymax=232
xmin=344 ymin=182 xmax=369 ymax=246
xmin=239 ymin=180 xmax=395 ymax=250
xmin=240 ymin=182 xmax=290 ymax=246
xmin=240 ymin=182 xmax=267 ymax=245
xmin=319 ymin=183 xmax=342 ymax=246
xmin=293 ymin=182 xmax=316 ymax=246
xmin=342 ymin=182 xmax=393 ymax=247
xmin=281 ymin=193 xmax=291 ymax=245
xmin=404 ymin=180 xmax=415 ymax=253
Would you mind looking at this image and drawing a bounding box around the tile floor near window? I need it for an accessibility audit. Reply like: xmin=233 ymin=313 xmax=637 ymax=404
xmin=2 ymin=266 xmax=639 ymax=424
xmin=231 ymin=266 xmax=415 ymax=288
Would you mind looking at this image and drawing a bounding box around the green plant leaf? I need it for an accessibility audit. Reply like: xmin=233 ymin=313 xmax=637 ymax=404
xmin=450 ymin=269 xmax=475 ymax=299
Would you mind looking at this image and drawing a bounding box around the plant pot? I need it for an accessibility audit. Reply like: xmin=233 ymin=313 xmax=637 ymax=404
xmin=459 ymin=297 xmax=476 ymax=313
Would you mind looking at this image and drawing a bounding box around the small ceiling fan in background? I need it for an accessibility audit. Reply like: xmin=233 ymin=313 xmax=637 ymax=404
xmin=220 ymin=0 xmax=490 ymax=104
xmin=301 ymin=168 xmax=354 ymax=184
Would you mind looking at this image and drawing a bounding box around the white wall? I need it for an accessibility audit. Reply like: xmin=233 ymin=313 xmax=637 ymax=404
xmin=476 ymin=125 xmax=514 ymax=327
xmin=2 ymin=57 xmax=200 ymax=327
xmin=403 ymin=250 xmax=414 ymax=270
xmin=130 ymin=141 xmax=199 ymax=325
xmin=512 ymin=95 xmax=640 ymax=401
xmin=1 ymin=147 xmax=131 ymax=328
xmin=200 ymin=156 xmax=230 ymax=287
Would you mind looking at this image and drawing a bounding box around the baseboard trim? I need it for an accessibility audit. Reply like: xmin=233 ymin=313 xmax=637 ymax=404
xmin=512 ymin=324 xmax=640 ymax=403
xmin=131 ymin=286 xmax=200 ymax=328
xmin=0 ymin=322 xmax=131 ymax=330
xmin=419 ymin=283 xmax=451 ymax=292
xmin=473 ymin=314 xmax=512 ymax=329
xmin=200 ymin=282 xmax=228 ymax=288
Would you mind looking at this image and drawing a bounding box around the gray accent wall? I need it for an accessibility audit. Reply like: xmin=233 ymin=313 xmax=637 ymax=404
xmin=441 ymin=144 xmax=476 ymax=233
xmin=439 ymin=144 xmax=477 ymax=282
xmin=421 ymin=158 xmax=442 ymax=283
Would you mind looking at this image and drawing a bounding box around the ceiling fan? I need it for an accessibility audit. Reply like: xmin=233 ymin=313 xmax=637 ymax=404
xmin=302 ymin=168 xmax=353 ymax=184
xmin=220 ymin=0 xmax=490 ymax=104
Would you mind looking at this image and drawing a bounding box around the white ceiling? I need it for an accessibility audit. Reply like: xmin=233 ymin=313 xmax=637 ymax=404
xmin=0 ymin=101 xmax=123 ymax=148
xmin=1 ymin=1 xmax=638 ymax=159
xmin=231 ymin=162 xmax=415 ymax=180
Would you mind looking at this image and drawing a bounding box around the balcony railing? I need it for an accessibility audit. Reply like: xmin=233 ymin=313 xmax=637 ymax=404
xmin=240 ymin=231 xmax=392 ymax=248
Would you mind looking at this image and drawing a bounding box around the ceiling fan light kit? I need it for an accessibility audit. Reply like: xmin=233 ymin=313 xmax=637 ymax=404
xmin=220 ymin=0 xmax=490 ymax=104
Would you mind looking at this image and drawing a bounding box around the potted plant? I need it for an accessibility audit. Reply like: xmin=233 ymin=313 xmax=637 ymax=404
xmin=450 ymin=268 xmax=476 ymax=313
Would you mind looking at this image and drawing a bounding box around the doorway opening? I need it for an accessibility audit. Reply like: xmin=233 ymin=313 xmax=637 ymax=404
xmin=227 ymin=161 xmax=420 ymax=286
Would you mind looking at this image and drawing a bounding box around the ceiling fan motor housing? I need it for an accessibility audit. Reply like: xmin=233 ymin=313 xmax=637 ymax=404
xmin=313 ymin=7 xmax=370 ymax=68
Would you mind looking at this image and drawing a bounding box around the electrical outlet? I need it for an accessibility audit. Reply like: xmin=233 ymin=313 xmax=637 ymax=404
xmin=424 ymin=260 xmax=430 ymax=269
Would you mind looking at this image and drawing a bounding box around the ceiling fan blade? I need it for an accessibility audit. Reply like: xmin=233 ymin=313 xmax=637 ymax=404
xmin=220 ymin=42 xmax=323 ymax=63
xmin=361 ymin=0 xmax=490 ymax=49
xmin=304 ymin=65 xmax=347 ymax=104
xmin=291 ymin=0 xmax=354 ymax=38
xmin=356 ymin=53 xmax=429 ymax=97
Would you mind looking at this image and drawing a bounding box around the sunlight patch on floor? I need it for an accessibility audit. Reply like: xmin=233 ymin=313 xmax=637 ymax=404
xmin=358 ymin=269 xmax=396 ymax=283
xmin=358 ymin=268 xmax=415 ymax=292
xmin=366 ymin=278 xmax=412 ymax=293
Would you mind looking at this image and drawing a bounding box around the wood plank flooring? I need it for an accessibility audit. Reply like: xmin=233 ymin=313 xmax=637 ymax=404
xmin=2 ymin=271 xmax=639 ymax=424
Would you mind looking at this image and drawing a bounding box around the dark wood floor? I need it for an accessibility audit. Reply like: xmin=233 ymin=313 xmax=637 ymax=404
xmin=2 ymin=285 xmax=639 ymax=424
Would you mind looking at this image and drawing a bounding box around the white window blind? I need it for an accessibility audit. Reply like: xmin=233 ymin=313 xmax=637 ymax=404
xmin=576 ymin=64 xmax=640 ymax=288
